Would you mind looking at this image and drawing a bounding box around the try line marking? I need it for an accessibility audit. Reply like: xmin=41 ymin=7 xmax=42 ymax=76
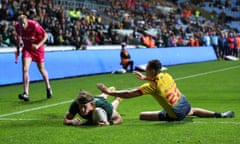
xmin=0 ymin=65 xmax=239 ymax=118
xmin=174 ymin=65 xmax=240 ymax=81
xmin=0 ymin=100 xmax=73 ymax=118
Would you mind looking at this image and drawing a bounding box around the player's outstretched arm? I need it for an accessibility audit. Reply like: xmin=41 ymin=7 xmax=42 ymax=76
xmin=97 ymin=83 xmax=142 ymax=99
xmin=133 ymin=71 xmax=146 ymax=80
xmin=63 ymin=112 xmax=83 ymax=126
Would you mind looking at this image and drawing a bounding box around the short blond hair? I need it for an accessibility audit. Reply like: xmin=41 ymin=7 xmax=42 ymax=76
xmin=76 ymin=90 xmax=94 ymax=105
xmin=18 ymin=14 xmax=27 ymax=21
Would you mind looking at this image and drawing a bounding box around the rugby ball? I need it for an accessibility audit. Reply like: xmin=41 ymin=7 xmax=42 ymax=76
xmin=92 ymin=107 xmax=108 ymax=124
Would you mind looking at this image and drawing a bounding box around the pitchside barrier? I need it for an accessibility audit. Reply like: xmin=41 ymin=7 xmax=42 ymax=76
xmin=0 ymin=46 xmax=217 ymax=85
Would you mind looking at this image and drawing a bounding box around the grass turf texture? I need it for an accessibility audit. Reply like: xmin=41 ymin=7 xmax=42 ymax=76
xmin=0 ymin=60 xmax=239 ymax=144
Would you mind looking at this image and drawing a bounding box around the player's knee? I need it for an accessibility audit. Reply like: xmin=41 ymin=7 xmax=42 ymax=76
xmin=139 ymin=112 xmax=146 ymax=120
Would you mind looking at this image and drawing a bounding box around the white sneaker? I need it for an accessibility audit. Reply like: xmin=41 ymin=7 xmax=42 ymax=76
xmin=221 ymin=111 xmax=234 ymax=118
xmin=18 ymin=93 xmax=29 ymax=102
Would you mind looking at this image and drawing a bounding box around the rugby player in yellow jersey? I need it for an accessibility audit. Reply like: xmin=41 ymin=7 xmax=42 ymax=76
xmin=97 ymin=59 xmax=234 ymax=121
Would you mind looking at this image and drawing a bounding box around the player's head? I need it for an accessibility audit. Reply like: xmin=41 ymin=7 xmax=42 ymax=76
xmin=76 ymin=90 xmax=94 ymax=104
xmin=76 ymin=90 xmax=95 ymax=116
xmin=18 ymin=14 xmax=28 ymax=29
xmin=146 ymin=59 xmax=162 ymax=78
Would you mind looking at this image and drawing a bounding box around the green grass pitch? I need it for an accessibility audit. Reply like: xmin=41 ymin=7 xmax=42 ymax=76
xmin=0 ymin=60 xmax=239 ymax=144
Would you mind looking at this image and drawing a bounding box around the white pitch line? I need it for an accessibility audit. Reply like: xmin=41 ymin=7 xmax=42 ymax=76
xmin=0 ymin=65 xmax=239 ymax=118
xmin=0 ymin=100 xmax=73 ymax=118
xmin=0 ymin=118 xmax=62 ymax=121
xmin=0 ymin=118 xmax=41 ymax=121
xmin=191 ymin=121 xmax=240 ymax=125
xmin=175 ymin=65 xmax=240 ymax=81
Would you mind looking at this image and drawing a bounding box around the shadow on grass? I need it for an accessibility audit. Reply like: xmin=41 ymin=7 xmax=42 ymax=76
xmin=16 ymin=98 xmax=49 ymax=105
xmin=0 ymin=118 xmax=63 ymax=128
xmin=0 ymin=117 xmax=196 ymax=130
xmin=120 ymin=117 xmax=195 ymax=127
xmin=0 ymin=115 xmax=196 ymax=129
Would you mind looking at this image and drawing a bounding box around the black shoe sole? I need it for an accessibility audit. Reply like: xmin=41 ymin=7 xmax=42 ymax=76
xmin=18 ymin=94 xmax=29 ymax=102
xmin=47 ymin=90 xmax=53 ymax=99
xmin=47 ymin=95 xmax=52 ymax=99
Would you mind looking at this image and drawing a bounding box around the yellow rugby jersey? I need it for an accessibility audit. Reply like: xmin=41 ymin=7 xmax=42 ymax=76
xmin=139 ymin=72 xmax=181 ymax=118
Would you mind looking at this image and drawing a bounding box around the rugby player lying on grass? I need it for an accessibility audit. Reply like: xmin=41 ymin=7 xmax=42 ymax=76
xmin=97 ymin=59 xmax=234 ymax=122
xmin=64 ymin=87 xmax=122 ymax=126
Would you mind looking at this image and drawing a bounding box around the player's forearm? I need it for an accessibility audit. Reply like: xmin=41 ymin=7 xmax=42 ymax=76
xmin=16 ymin=36 xmax=22 ymax=50
xmin=63 ymin=112 xmax=82 ymax=126
xmin=38 ymin=33 xmax=48 ymax=47
xmin=63 ymin=118 xmax=82 ymax=126
xmin=108 ymin=90 xmax=132 ymax=98
xmin=108 ymin=89 xmax=141 ymax=99
xmin=63 ymin=118 xmax=73 ymax=125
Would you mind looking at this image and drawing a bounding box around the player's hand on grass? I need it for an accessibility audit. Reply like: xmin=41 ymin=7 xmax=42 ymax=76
xmin=72 ymin=118 xmax=82 ymax=126
xmin=97 ymin=121 xmax=110 ymax=126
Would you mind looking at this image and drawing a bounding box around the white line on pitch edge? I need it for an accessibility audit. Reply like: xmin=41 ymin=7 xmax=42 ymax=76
xmin=0 ymin=100 xmax=73 ymax=118
xmin=0 ymin=65 xmax=239 ymax=118
xmin=175 ymin=65 xmax=240 ymax=81
xmin=0 ymin=118 xmax=62 ymax=121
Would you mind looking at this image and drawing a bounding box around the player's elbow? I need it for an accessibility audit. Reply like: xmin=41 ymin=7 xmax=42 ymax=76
xmin=63 ymin=118 xmax=72 ymax=125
